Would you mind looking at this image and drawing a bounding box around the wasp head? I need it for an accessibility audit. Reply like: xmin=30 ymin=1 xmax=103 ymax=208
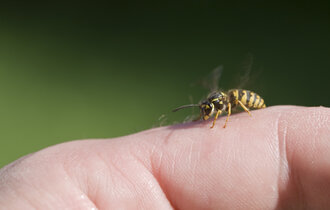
xmin=200 ymin=101 xmax=214 ymax=120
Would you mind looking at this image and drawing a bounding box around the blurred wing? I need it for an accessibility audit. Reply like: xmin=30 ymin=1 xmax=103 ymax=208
xmin=210 ymin=65 xmax=223 ymax=91
xmin=237 ymin=53 xmax=253 ymax=89
xmin=198 ymin=65 xmax=223 ymax=92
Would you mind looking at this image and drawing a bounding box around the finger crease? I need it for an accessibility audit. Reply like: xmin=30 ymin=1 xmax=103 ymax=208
xmin=130 ymin=151 xmax=176 ymax=210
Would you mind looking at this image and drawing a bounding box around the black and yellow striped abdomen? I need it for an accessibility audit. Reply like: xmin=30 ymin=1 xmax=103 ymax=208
xmin=228 ymin=89 xmax=266 ymax=109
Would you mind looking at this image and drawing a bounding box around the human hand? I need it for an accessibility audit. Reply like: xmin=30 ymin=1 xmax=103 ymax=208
xmin=0 ymin=106 xmax=329 ymax=209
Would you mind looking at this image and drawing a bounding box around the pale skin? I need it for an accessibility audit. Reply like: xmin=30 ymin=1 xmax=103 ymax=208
xmin=0 ymin=106 xmax=329 ymax=209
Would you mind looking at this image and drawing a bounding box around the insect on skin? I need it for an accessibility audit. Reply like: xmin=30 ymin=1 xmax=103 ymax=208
xmin=173 ymin=89 xmax=266 ymax=128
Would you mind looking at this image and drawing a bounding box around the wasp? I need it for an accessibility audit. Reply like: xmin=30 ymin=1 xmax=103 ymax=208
xmin=172 ymin=62 xmax=266 ymax=128
xmin=173 ymin=89 xmax=266 ymax=128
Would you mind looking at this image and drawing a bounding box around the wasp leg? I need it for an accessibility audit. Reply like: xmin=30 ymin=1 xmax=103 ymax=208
xmin=237 ymin=100 xmax=251 ymax=116
xmin=223 ymin=103 xmax=231 ymax=128
xmin=210 ymin=110 xmax=222 ymax=129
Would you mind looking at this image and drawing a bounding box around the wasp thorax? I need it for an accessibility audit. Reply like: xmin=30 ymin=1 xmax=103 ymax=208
xmin=208 ymin=92 xmax=223 ymax=101
xmin=207 ymin=91 xmax=226 ymax=111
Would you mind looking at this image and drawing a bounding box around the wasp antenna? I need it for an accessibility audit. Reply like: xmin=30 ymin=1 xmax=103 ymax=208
xmin=172 ymin=104 xmax=199 ymax=112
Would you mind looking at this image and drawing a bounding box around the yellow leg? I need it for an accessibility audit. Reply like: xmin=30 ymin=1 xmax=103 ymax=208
xmin=223 ymin=103 xmax=231 ymax=128
xmin=237 ymin=100 xmax=251 ymax=116
xmin=210 ymin=110 xmax=222 ymax=128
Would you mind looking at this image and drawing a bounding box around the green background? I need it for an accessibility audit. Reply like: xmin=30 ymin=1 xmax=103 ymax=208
xmin=1 ymin=2 xmax=329 ymax=167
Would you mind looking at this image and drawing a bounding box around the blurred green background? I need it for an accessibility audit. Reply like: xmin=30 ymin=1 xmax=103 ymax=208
xmin=0 ymin=1 xmax=329 ymax=167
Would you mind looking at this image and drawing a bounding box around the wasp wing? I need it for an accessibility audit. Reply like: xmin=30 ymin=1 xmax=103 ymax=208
xmin=193 ymin=65 xmax=223 ymax=92
xmin=236 ymin=53 xmax=254 ymax=89
xmin=209 ymin=65 xmax=223 ymax=92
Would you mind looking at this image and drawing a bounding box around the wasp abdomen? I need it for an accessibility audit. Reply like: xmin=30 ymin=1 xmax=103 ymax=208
xmin=229 ymin=89 xmax=266 ymax=109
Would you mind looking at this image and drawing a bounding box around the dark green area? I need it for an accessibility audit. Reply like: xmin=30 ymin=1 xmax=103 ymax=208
xmin=0 ymin=1 xmax=329 ymax=167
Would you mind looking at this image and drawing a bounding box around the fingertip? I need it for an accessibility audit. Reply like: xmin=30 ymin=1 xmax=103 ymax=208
xmin=274 ymin=106 xmax=330 ymax=209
